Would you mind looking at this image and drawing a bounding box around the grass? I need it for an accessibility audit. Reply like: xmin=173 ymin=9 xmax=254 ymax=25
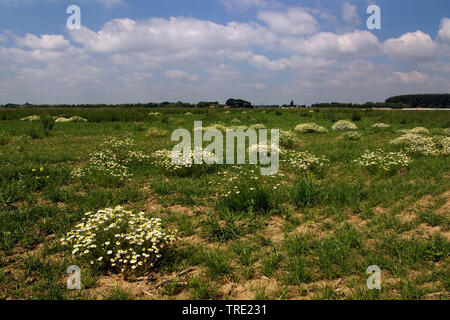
xmin=0 ymin=107 xmax=449 ymax=300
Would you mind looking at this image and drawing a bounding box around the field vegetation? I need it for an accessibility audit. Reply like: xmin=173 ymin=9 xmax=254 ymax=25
xmin=0 ymin=107 xmax=448 ymax=300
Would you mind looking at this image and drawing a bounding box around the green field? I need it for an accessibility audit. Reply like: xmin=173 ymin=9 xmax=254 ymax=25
xmin=0 ymin=107 xmax=449 ymax=300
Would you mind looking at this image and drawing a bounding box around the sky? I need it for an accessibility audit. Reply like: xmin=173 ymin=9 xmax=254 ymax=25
xmin=0 ymin=0 xmax=449 ymax=105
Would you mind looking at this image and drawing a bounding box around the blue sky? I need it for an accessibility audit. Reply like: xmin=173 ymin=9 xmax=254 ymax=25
xmin=0 ymin=0 xmax=449 ymax=105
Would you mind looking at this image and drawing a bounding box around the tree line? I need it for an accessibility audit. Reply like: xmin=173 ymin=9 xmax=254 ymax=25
xmin=385 ymin=94 xmax=450 ymax=108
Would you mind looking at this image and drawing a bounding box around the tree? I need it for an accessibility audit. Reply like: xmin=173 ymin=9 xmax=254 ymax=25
xmin=225 ymin=99 xmax=252 ymax=108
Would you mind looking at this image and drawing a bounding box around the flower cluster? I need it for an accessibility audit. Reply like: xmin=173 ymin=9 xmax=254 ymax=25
xmin=279 ymin=130 xmax=298 ymax=149
xmin=398 ymin=127 xmax=430 ymax=135
xmin=31 ymin=166 xmax=50 ymax=189
xmin=60 ymin=206 xmax=178 ymax=272
xmin=153 ymin=148 xmax=218 ymax=175
xmin=355 ymin=149 xmax=411 ymax=172
xmin=295 ymin=123 xmax=328 ymax=134
xmin=342 ymin=131 xmax=361 ymax=141
xmin=55 ymin=116 xmax=88 ymax=123
xmin=248 ymin=140 xmax=282 ymax=157
xmin=372 ymin=123 xmax=391 ymax=129
xmin=147 ymin=128 xmax=168 ymax=138
xmin=332 ymin=120 xmax=358 ymax=131
xmin=284 ymin=151 xmax=329 ymax=172
xmin=391 ymin=134 xmax=450 ymax=156
xmin=72 ymin=137 xmax=150 ymax=179
xmin=250 ymin=123 xmax=266 ymax=130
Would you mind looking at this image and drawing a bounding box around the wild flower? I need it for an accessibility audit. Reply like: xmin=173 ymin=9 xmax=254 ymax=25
xmin=153 ymin=148 xmax=218 ymax=176
xmin=332 ymin=120 xmax=358 ymax=131
xmin=284 ymin=151 xmax=329 ymax=172
xmin=248 ymin=140 xmax=282 ymax=157
xmin=231 ymin=118 xmax=241 ymax=123
xmin=20 ymin=115 xmax=41 ymax=121
xmin=148 ymin=112 xmax=162 ymax=116
xmin=295 ymin=123 xmax=328 ymax=134
xmin=147 ymin=128 xmax=168 ymax=138
xmin=279 ymin=130 xmax=298 ymax=149
xmin=391 ymin=134 xmax=449 ymax=156
xmin=342 ymin=131 xmax=361 ymax=141
xmin=250 ymin=124 xmax=266 ymax=130
xmin=398 ymin=127 xmax=430 ymax=135
xmin=55 ymin=116 xmax=87 ymax=123
xmin=355 ymin=149 xmax=411 ymax=172
xmin=60 ymin=206 xmax=178 ymax=273
xmin=372 ymin=123 xmax=391 ymax=129
xmin=200 ymin=124 xmax=228 ymax=132
xmin=72 ymin=137 xmax=150 ymax=179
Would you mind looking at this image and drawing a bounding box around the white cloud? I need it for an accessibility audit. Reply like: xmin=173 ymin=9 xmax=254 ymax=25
xmin=69 ymin=17 xmax=276 ymax=54
xmin=15 ymin=33 xmax=70 ymax=51
xmin=341 ymin=2 xmax=360 ymax=25
xmin=164 ymin=70 xmax=199 ymax=81
xmin=281 ymin=30 xmax=381 ymax=57
xmin=438 ymin=18 xmax=450 ymax=44
xmin=384 ymin=31 xmax=438 ymax=61
xmin=389 ymin=71 xmax=430 ymax=85
xmin=257 ymin=7 xmax=319 ymax=35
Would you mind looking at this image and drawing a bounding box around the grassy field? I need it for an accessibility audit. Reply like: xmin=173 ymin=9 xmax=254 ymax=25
xmin=0 ymin=107 xmax=449 ymax=300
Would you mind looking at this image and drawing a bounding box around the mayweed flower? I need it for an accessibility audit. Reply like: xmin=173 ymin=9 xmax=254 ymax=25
xmin=398 ymin=127 xmax=430 ymax=135
xmin=355 ymin=149 xmax=411 ymax=172
xmin=332 ymin=120 xmax=358 ymax=131
xmin=295 ymin=123 xmax=328 ymax=134
xmin=279 ymin=130 xmax=298 ymax=149
xmin=372 ymin=123 xmax=391 ymax=129
xmin=71 ymin=137 xmax=149 ymax=179
xmin=60 ymin=206 xmax=179 ymax=272
xmin=391 ymin=134 xmax=449 ymax=156
xmin=153 ymin=148 xmax=218 ymax=176
xmin=342 ymin=131 xmax=361 ymax=141
xmin=284 ymin=151 xmax=329 ymax=172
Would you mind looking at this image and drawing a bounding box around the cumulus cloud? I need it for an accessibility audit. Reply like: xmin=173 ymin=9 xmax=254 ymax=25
xmin=281 ymin=30 xmax=381 ymax=57
xmin=0 ymin=6 xmax=448 ymax=105
xmin=257 ymin=7 xmax=319 ymax=35
xmin=69 ymin=17 xmax=276 ymax=54
xmin=438 ymin=18 xmax=450 ymax=44
xmin=384 ymin=31 xmax=438 ymax=61
xmin=341 ymin=2 xmax=361 ymax=25
xmin=15 ymin=34 xmax=70 ymax=51
xmin=389 ymin=71 xmax=430 ymax=85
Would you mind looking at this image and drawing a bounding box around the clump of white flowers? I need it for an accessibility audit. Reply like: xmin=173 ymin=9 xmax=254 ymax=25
xmin=201 ymin=124 xmax=228 ymax=132
xmin=332 ymin=120 xmax=358 ymax=131
xmin=372 ymin=123 xmax=391 ymax=129
xmin=61 ymin=206 xmax=178 ymax=273
xmin=279 ymin=130 xmax=298 ymax=149
xmin=153 ymin=148 xmax=218 ymax=176
xmin=355 ymin=149 xmax=411 ymax=172
xmin=248 ymin=140 xmax=283 ymax=157
xmin=148 ymin=112 xmax=162 ymax=116
xmin=285 ymin=151 xmax=329 ymax=172
xmin=295 ymin=123 xmax=328 ymax=134
xmin=147 ymin=128 xmax=168 ymax=138
xmin=250 ymin=123 xmax=266 ymax=130
xmin=72 ymin=137 xmax=150 ymax=179
xmin=20 ymin=115 xmax=41 ymax=121
xmin=398 ymin=127 xmax=430 ymax=135
xmin=342 ymin=131 xmax=361 ymax=141
xmin=391 ymin=134 xmax=449 ymax=156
